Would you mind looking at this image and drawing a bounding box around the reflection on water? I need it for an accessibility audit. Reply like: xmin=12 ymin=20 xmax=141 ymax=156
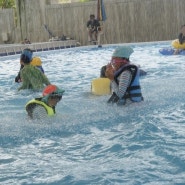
xmin=0 ymin=42 xmax=185 ymax=184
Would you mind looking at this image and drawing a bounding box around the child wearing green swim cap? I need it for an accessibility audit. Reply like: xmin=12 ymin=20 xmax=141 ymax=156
xmin=26 ymin=84 xmax=65 ymax=120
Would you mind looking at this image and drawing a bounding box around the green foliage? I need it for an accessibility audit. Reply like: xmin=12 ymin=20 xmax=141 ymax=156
xmin=0 ymin=0 xmax=15 ymax=9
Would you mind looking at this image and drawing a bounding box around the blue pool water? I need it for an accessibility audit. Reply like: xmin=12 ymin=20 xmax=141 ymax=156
xmin=0 ymin=42 xmax=185 ymax=185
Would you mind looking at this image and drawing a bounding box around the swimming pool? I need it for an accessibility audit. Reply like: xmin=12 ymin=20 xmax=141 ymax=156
xmin=0 ymin=42 xmax=185 ymax=184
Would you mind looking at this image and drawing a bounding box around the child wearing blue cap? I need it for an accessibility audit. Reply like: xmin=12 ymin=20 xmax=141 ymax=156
xmin=18 ymin=48 xmax=50 ymax=91
xmin=106 ymin=46 xmax=144 ymax=105
xmin=15 ymin=49 xmax=45 ymax=83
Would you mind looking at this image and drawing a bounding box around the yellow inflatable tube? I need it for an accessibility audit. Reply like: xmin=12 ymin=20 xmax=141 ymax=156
xmin=172 ymin=39 xmax=185 ymax=49
xmin=91 ymin=78 xmax=111 ymax=96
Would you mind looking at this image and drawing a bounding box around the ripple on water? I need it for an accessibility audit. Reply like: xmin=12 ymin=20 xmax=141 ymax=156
xmin=0 ymin=43 xmax=185 ymax=184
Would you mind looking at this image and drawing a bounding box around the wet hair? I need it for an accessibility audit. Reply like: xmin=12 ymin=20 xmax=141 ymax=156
xmin=100 ymin=65 xmax=107 ymax=78
xmin=21 ymin=54 xmax=31 ymax=64
xmin=90 ymin=14 xmax=95 ymax=18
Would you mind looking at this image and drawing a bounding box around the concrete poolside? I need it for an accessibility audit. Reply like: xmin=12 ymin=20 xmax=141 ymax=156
xmin=0 ymin=40 xmax=80 ymax=57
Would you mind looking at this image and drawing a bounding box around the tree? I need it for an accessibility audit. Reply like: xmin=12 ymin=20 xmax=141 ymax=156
xmin=0 ymin=0 xmax=15 ymax=9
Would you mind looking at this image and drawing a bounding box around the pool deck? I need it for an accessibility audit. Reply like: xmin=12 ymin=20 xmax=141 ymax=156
xmin=0 ymin=40 xmax=172 ymax=57
xmin=0 ymin=40 xmax=80 ymax=57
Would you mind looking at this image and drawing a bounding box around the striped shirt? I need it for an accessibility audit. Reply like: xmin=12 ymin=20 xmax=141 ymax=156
xmin=112 ymin=70 xmax=132 ymax=99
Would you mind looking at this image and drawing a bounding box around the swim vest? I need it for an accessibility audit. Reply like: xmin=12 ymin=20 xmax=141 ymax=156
xmin=114 ymin=64 xmax=143 ymax=102
xmin=25 ymin=98 xmax=55 ymax=118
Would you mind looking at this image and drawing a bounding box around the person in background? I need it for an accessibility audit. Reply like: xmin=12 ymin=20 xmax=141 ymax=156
xmin=87 ymin=14 xmax=100 ymax=43
xmin=15 ymin=49 xmax=45 ymax=83
xmin=105 ymin=46 xmax=143 ymax=106
xmin=17 ymin=48 xmax=50 ymax=91
xmin=21 ymin=38 xmax=31 ymax=44
xmin=15 ymin=57 xmax=45 ymax=83
xmin=174 ymin=25 xmax=185 ymax=54
xmin=26 ymin=84 xmax=65 ymax=120
xmin=178 ymin=24 xmax=185 ymax=45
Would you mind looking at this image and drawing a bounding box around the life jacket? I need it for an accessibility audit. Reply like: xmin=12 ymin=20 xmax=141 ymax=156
xmin=114 ymin=64 xmax=143 ymax=102
xmin=25 ymin=98 xmax=55 ymax=118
